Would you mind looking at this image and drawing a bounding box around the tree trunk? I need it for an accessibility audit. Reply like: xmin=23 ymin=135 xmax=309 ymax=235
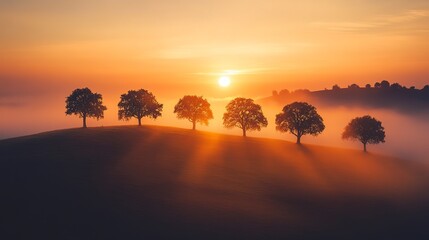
xmin=296 ymin=135 xmax=301 ymax=144
xmin=363 ymin=142 xmax=367 ymax=152
xmin=138 ymin=117 xmax=142 ymax=126
xmin=242 ymin=127 xmax=246 ymax=137
xmin=192 ymin=121 xmax=196 ymax=130
xmin=83 ymin=115 xmax=87 ymax=128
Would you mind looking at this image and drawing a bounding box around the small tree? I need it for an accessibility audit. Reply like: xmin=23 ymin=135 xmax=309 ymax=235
xmin=374 ymin=82 xmax=381 ymax=88
xmin=391 ymin=83 xmax=402 ymax=90
xmin=279 ymin=89 xmax=290 ymax=95
xmin=174 ymin=95 xmax=213 ymax=130
xmin=380 ymin=80 xmax=390 ymax=89
xmin=118 ymin=89 xmax=163 ymax=126
xmin=65 ymin=87 xmax=107 ymax=128
xmin=348 ymin=84 xmax=360 ymax=89
xmin=272 ymin=90 xmax=278 ymax=96
xmin=223 ymin=98 xmax=268 ymax=137
xmin=342 ymin=115 xmax=385 ymax=152
xmin=275 ymin=102 xmax=325 ymax=144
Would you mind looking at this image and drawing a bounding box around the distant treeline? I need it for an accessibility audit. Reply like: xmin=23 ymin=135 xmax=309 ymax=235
xmin=269 ymin=80 xmax=429 ymax=113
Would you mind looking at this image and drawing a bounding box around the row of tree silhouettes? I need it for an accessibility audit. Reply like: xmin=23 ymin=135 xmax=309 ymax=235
xmin=66 ymin=88 xmax=385 ymax=152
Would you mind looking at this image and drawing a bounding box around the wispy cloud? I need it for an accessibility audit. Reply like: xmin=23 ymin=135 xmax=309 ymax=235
xmin=194 ymin=68 xmax=278 ymax=76
xmin=157 ymin=42 xmax=311 ymax=60
xmin=0 ymin=100 xmax=24 ymax=108
xmin=313 ymin=10 xmax=429 ymax=32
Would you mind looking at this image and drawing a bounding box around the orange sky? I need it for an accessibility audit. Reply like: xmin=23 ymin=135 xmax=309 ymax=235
xmin=1 ymin=0 xmax=429 ymax=99
xmin=1 ymin=0 xmax=429 ymax=144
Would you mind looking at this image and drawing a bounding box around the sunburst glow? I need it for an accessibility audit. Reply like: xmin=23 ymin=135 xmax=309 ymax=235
xmin=218 ymin=76 xmax=231 ymax=88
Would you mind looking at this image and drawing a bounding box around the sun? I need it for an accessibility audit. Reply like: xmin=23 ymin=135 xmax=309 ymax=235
xmin=218 ymin=76 xmax=231 ymax=87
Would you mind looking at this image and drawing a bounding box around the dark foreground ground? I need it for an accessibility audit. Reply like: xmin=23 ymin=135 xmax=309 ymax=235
xmin=1 ymin=126 xmax=429 ymax=239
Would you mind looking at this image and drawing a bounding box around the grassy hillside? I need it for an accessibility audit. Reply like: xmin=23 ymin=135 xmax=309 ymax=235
xmin=1 ymin=126 xmax=429 ymax=239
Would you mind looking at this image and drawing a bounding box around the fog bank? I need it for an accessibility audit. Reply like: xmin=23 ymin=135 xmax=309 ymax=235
xmin=1 ymin=93 xmax=428 ymax=162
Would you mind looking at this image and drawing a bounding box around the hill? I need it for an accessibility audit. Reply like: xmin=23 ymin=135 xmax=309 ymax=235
xmin=264 ymin=82 xmax=429 ymax=114
xmin=1 ymin=126 xmax=429 ymax=239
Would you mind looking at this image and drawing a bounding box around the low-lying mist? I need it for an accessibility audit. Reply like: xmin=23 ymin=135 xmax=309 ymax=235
xmin=259 ymin=103 xmax=429 ymax=162
xmin=1 ymin=93 xmax=428 ymax=162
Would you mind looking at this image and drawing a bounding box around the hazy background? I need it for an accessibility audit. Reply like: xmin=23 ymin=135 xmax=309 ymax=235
xmin=1 ymin=90 xmax=428 ymax=162
xmin=1 ymin=0 xmax=429 ymax=96
xmin=1 ymin=0 xmax=428 ymax=161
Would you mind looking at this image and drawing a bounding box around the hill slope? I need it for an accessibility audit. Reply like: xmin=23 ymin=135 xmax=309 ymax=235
xmin=1 ymin=126 xmax=429 ymax=239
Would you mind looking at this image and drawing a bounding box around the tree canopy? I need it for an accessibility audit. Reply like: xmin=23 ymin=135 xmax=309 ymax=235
xmin=275 ymin=101 xmax=325 ymax=144
xmin=223 ymin=98 xmax=268 ymax=137
xmin=65 ymin=87 xmax=107 ymax=128
xmin=174 ymin=95 xmax=213 ymax=130
xmin=342 ymin=115 xmax=385 ymax=152
xmin=118 ymin=89 xmax=163 ymax=126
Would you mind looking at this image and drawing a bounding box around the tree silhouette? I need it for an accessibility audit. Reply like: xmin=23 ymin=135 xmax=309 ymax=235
xmin=275 ymin=102 xmax=325 ymax=144
xmin=223 ymin=98 xmax=268 ymax=137
xmin=348 ymin=84 xmax=360 ymax=89
xmin=332 ymin=84 xmax=340 ymax=91
xmin=390 ymin=83 xmax=402 ymax=90
xmin=174 ymin=95 xmax=213 ymax=130
xmin=342 ymin=115 xmax=385 ymax=152
xmin=118 ymin=89 xmax=163 ymax=126
xmin=380 ymin=80 xmax=390 ymax=89
xmin=65 ymin=88 xmax=107 ymax=128
xmin=374 ymin=82 xmax=381 ymax=88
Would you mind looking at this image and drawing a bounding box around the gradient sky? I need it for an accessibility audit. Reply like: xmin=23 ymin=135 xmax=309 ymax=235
xmin=2 ymin=0 xmax=429 ymax=97
xmin=1 ymin=0 xmax=429 ymax=139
